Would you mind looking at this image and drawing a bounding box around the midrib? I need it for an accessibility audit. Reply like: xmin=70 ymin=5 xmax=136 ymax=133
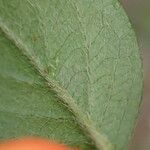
xmin=0 ymin=19 xmax=112 ymax=150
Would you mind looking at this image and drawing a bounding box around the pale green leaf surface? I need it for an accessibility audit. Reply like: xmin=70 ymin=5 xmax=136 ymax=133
xmin=0 ymin=0 xmax=142 ymax=150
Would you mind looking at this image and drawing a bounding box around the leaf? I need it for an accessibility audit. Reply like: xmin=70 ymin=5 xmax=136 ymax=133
xmin=0 ymin=0 xmax=142 ymax=150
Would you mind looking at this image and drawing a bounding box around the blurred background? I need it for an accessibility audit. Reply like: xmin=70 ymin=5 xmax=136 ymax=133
xmin=120 ymin=0 xmax=150 ymax=150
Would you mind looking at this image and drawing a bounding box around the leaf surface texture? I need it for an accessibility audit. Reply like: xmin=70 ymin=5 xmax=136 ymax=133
xmin=0 ymin=0 xmax=142 ymax=150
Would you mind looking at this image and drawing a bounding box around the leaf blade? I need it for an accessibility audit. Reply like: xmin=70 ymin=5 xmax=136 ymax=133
xmin=0 ymin=0 xmax=142 ymax=150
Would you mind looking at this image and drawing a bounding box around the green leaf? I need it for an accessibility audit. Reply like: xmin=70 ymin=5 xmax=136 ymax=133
xmin=0 ymin=0 xmax=142 ymax=150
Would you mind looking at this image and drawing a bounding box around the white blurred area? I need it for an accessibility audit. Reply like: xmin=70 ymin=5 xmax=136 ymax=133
xmin=121 ymin=0 xmax=150 ymax=149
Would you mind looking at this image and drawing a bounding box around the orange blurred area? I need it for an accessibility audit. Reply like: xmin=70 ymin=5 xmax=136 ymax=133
xmin=0 ymin=138 xmax=78 ymax=150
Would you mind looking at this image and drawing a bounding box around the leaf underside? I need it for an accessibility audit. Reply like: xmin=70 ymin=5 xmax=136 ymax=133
xmin=0 ymin=0 xmax=142 ymax=150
